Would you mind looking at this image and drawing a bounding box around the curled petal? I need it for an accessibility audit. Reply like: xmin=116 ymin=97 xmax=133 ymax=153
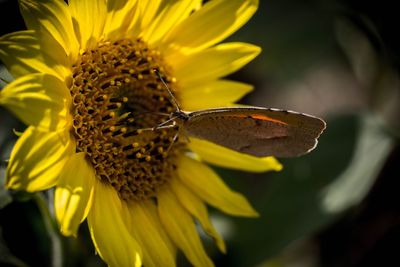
xmin=0 ymin=30 xmax=71 ymax=80
xmin=0 ymin=73 xmax=71 ymax=131
xmin=55 ymin=152 xmax=96 ymax=237
xmin=6 ymin=126 xmax=74 ymax=192
xmin=19 ymin=0 xmax=79 ymax=60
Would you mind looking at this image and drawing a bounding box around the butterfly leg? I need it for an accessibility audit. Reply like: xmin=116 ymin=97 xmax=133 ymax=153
xmin=164 ymin=129 xmax=180 ymax=156
xmin=179 ymin=127 xmax=190 ymax=144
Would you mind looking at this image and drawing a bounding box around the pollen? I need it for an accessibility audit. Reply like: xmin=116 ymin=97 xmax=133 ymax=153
xmin=69 ymin=39 xmax=180 ymax=201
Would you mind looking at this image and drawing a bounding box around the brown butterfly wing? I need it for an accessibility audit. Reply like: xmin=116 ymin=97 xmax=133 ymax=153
xmin=184 ymin=107 xmax=326 ymax=157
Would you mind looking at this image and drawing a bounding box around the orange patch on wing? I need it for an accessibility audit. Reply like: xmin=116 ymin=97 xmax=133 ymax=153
xmin=231 ymin=114 xmax=288 ymax=125
xmin=250 ymin=114 xmax=288 ymax=125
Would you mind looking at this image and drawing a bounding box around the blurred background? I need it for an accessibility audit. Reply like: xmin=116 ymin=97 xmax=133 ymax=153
xmin=1 ymin=0 xmax=399 ymax=266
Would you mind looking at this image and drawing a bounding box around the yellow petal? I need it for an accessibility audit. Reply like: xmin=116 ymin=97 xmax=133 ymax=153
xmin=164 ymin=0 xmax=258 ymax=53
xmin=19 ymin=0 xmax=79 ymax=60
xmin=104 ymin=0 xmax=140 ymax=40
xmin=68 ymin=0 xmax=107 ymax=50
xmin=172 ymin=42 xmax=261 ymax=87
xmin=180 ymin=80 xmax=253 ymax=110
xmin=88 ymin=182 xmax=142 ymax=267
xmin=0 ymin=30 xmax=71 ymax=80
xmin=137 ymin=0 xmax=162 ymax=29
xmin=55 ymin=152 xmax=95 ymax=237
xmin=142 ymin=0 xmax=202 ymax=45
xmin=158 ymin=186 xmax=214 ymax=267
xmin=6 ymin=126 xmax=74 ymax=192
xmin=124 ymin=200 xmax=176 ymax=267
xmin=0 ymin=73 xmax=71 ymax=131
xmin=177 ymin=155 xmax=259 ymax=217
xmin=170 ymin=177 xmax=226 ymax=253
xmin=189 ymin=138 xmax=283 ymax=172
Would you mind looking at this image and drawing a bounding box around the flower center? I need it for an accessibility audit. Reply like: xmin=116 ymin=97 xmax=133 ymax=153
xmin=69 ymin=39 xmax=180 ymax=201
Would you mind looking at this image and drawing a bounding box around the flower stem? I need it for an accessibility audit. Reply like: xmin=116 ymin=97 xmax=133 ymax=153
xmin=33 ymin=191 xmax=63 ymax=267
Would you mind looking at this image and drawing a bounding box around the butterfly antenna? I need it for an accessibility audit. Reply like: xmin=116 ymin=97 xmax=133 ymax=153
xmin=153 ymin=68 xmax=182 ymax=112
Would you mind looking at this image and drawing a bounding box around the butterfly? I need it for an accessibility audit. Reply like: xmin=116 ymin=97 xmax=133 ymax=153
xmin=152 ymin=69 xmax=326 ymax=158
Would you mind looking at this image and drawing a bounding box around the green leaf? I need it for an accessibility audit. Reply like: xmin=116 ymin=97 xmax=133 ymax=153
xmin=321 ymin=114 xmax=395 ymax=213
xmin=0 ymin=65 xmax=13 ymax=88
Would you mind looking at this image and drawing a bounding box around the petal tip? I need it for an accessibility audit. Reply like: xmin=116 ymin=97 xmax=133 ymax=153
xmin=242 ymin=201 xmax=260 ymax=218
xmin=5 ymin=179 xmax=15 ymax=190
xmin=274 ymin=162 xmax=284 ymax=172
xmin=5 ymin=173 xmax=23 ymax=191
xmin=251 ymin=210 xmax=261 ymax=218
xmin=218 ymin=240 xmax=227 ymax=254
xmin=60 ymin=227 xmax=78 ymax=237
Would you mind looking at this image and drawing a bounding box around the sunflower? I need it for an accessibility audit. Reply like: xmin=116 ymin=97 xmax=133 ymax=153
xmin=0 ymin=0 xmax=282 ymax=266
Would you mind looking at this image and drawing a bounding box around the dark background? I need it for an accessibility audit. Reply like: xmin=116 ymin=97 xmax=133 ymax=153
xmin=1 ymin=0 xmax=399 ymax=266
